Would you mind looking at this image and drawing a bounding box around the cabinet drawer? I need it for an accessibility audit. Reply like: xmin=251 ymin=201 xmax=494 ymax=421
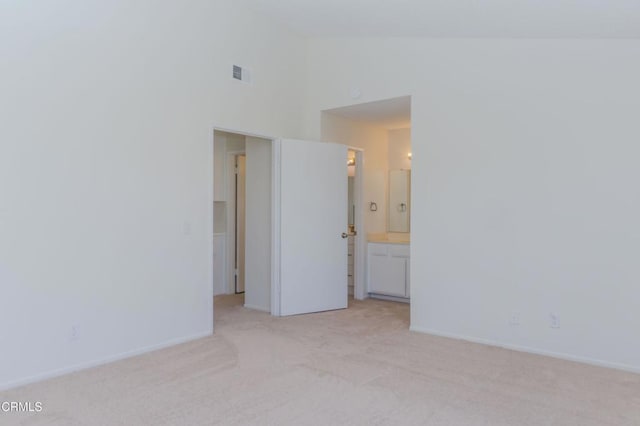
xmin=390 ymin=244 xmax=410 ymax=258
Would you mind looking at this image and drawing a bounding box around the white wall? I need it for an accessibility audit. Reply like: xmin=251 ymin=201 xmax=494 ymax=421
xmin=388 ymin=128 xmax=412 ymax=172
xmin=0 ymin=0 xmax=306 ymax=389
xmin=244 ymin=137 xmax=272 ymax=312
xmin=305 ymin=38 xmax=640 ymax=372
xmin=321 ymin=113 xmax=389 ymax=234
xmin=214 ymin=132 xmax=227 ymax=203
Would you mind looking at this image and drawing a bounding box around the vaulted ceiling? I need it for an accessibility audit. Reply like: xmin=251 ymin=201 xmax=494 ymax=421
xmin=325 ymin=97 xmax=411 ymax=130
xmin=241 ymin=0 xmax=640 ymax=38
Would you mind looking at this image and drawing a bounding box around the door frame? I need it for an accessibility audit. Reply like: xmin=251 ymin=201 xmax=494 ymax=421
xmin=270 ymin=140 xmax=282 ymax=316
xmin=349 ymin=148 xmax=366 ymax=301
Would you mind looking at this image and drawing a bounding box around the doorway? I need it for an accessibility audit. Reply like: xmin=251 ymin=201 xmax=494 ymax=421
xmin=213 ymin=129 xmax=272 ymax=314
xmin=213 ymin=128 xmax=367 ymax=320
xmin=321 ymin=95 xmax=412 ymax=305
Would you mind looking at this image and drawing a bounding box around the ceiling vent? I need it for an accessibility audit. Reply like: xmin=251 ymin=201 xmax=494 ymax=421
xmin=232 ymin=65 xmax=251 ymax=83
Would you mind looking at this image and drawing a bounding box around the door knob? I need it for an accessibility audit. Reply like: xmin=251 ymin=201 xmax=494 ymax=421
xmin=341 ymin=233 xmax=348 ymax=239
xmin=342 ymin=230 xmax=357 ymax=238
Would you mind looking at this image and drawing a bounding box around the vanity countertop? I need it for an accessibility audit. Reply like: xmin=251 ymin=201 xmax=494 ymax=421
xmin=368 ymin=233 xmax=410 ymax=244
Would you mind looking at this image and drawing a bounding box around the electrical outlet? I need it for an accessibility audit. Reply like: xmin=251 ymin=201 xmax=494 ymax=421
xmin=70 ymin=325 xmax=79 ymax=342
xmin=509 ymin=313 xmax=520 ymax=326
xmin=550 ymin=314 xmax=560 ymax=329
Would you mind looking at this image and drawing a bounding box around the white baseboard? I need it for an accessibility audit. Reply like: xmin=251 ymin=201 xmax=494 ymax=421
xmin=244 ymin=303 xmax=270 ymax=313
xmin=369 ymin=293 xmax=410 ymax=304
xmin=0 ymin=330 xmax=213 ymax=392
xmin=409 ymin=325 xmax=640 ymax=375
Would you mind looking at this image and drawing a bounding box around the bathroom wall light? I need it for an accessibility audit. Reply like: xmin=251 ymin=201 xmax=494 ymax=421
xmin=347 ymin=158 xmax=356 ymax=166
xmin=408 ymin=152 xmax=412 ymax=160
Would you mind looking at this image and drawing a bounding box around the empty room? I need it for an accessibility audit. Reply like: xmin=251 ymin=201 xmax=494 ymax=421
xmin=1 ymin=1 xmax=640 ymax=425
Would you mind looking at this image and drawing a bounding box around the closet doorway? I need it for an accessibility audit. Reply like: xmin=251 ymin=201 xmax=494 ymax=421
xmin=213 ymin=129 xmax=273 ymax=313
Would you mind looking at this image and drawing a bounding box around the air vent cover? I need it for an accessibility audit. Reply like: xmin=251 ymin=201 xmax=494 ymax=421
xmin=232 ymin=65 xmax=251 ymax=83
xmin=233 ymin=65 xmax=242 ymax=80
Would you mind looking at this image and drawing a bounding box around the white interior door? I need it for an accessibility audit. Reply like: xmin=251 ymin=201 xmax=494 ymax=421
xmin=276 ymin=139 xmax=348 ymax=316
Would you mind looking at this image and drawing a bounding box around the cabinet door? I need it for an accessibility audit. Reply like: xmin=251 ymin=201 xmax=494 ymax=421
xmin=369 ymin=255 xmax=407 ymax=297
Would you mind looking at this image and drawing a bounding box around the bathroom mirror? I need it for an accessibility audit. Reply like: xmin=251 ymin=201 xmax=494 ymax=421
xmin=388 ymin=170 xmax=411 ymax=233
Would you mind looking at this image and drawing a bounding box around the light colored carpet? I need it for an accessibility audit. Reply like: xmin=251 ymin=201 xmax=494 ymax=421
xmin=2 ymin=295 xmax=639 ymax=425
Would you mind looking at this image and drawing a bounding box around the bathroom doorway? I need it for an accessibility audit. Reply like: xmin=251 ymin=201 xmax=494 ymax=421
xmin=321 ymin=95 xmax=412 ymax=304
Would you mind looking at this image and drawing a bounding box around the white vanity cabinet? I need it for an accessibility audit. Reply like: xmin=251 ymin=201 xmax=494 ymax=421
xmin=367 ymin=242 xmax=410 ymax=299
